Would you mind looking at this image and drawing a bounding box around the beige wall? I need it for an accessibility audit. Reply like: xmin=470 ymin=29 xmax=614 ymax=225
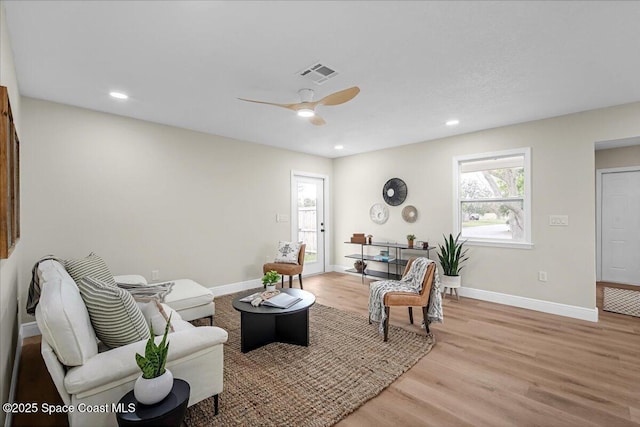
xmin=595 ymin=145 xmax=640 ymax=170
xmin=333 ymin=102 xmax=640 ymax=309
xmin=19 ymin=98 xmax=332 ymax=322
xmin=0 ymin=1 xmax=22 ymax=422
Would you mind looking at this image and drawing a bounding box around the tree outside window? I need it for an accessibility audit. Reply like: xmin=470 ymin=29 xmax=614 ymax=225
xmin=455 ymin=148 xmax=531 ymax=246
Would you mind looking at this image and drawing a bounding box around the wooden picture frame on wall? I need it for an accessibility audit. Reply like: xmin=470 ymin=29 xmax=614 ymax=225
xmin=0 ymin=85 xmax=20 ymax=259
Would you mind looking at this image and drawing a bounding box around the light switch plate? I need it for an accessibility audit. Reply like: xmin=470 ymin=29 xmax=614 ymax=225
xmin=276 ymin=214 xmax=290 ymax=223
xmin=549 ymin=215 xmax=569 ymax=226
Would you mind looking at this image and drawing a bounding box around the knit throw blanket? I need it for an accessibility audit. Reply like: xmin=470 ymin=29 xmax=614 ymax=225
xmin=26 ymin=255 xmax=64 ymax=315
xmin=116 ymin=281 xmax=175 ymax=302
xmin=369 ymin=257 xmax=443 ymax=334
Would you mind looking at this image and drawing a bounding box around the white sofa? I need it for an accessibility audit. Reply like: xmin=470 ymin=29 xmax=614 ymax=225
xmin=35 ymin=260 xmax=228 ymax=427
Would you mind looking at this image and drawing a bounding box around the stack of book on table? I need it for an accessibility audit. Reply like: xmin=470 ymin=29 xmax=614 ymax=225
xmin=239 ymin=291 xmax=302 ymax=309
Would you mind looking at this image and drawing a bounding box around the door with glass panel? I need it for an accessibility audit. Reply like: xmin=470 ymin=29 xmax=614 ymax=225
xmin=292 ymin=175 xmax=325 ymax=275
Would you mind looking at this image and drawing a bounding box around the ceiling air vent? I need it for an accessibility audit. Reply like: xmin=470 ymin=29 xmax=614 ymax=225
xmin=296 ymin=62 xmax=339 ymax=85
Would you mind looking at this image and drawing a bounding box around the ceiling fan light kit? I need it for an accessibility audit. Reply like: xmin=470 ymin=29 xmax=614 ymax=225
xmin=297 ymin=108 xmax=315 ymax=117
xmin=238 ymin=86 xmax=360 ymax=126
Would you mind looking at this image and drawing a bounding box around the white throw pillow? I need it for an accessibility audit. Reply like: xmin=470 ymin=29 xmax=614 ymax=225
xmin=274 ymin=241 xmax=302 ymax=264
xmin=138 ymin=300 xmax=182 ymax=334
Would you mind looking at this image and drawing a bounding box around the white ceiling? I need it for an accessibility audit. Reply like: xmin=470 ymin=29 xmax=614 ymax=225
xmin=4 ymin=1 xmax=640 ymax=158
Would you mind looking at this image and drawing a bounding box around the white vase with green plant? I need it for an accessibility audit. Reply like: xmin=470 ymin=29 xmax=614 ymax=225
xmin=134 ymin=314 xmax=173 ymax=405
xmin=437 ymin=233 xmax=469 ymax=289
xmin=262 ymin=270 xmax=280 ymax=292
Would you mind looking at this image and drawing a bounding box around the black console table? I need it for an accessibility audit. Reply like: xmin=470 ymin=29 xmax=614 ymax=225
xmin=345 ymin=241 xmax=436 ymax=281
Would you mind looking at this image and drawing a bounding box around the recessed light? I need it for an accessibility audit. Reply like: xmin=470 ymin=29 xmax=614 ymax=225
xmin=446 ymin=119 xmax=460 ymax=126
xmin=297 ymin=108 xmax=315 ymax=118
xmin=334 ymin=145 xmax=344 ymax=150
xmin=109 ymin=91 xmax=129 ymax=100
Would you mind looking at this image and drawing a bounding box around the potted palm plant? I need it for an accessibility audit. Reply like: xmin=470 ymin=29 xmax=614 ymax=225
xmin=134 ymin=314 xmax=173 ymax=405
xmin=437 ymin=233 xmax=469 ymax=289
xmin=262 ymin=270 xmax=280 ymax=291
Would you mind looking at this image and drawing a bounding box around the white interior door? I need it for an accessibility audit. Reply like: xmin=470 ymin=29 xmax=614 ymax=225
xmin=292 ymin=174 xmax=325 ymax=275
xmin=601 ymin=170 xmax=640 ymax=285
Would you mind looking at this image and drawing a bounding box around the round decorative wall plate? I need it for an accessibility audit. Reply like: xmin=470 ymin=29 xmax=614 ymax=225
xmin=369 ymin=203 xmax=389 ymax=224
xmin=402 ymin=205 xmax=418 ymax=223
xmin=383 ymin=178 xmax=407 ymax=206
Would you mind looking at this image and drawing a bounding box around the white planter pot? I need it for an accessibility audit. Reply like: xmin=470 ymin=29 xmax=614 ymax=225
xmin=441 ymin=274 xmax=461 ymax=288
xmin=134 ymin=369 xmax=173 ymax=405
xmin=266 ymin=284 xmax=276 ymax=292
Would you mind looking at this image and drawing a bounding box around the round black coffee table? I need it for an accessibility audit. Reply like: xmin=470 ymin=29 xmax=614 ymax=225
xmin=232 ymin=288 xmax=316 ymax=353
xmin=115 ymin=378 xmax=189 ymax=427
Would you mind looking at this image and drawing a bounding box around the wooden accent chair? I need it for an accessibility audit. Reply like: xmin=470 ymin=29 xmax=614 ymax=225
xmin=370 ymin=257 xmax=436 ymax=342
xmin=263 ymin=244 xmax=306 ymax=289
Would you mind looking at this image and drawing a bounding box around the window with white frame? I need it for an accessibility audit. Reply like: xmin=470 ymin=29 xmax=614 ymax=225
xmin=454 ymin=148 xmax=532 ymax=248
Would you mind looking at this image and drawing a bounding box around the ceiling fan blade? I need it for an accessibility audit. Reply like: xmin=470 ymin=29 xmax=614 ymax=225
xmin=308 ymin=115 xmax=326 ymax=126
xmin=316 ymin=86 xmax=360 ymax=106
xmin=237 ymin=98 xmax=298 ymax=111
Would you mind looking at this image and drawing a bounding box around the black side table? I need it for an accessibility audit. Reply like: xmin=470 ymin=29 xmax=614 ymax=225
xmin=116 ymin=378 xmax=190 ymax=427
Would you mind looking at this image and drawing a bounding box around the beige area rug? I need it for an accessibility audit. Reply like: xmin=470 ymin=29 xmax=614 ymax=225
xmin=185 ymin=292 xmax=435 ymax=426
xmin=603 ymin=287 xmax=640 ymax=317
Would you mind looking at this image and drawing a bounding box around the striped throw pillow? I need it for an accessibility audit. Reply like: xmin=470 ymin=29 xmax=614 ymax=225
xmin=65 ymin=253 xmax=117 ymax=287
xmin=78 ymin=277 xmax=149 ymax=348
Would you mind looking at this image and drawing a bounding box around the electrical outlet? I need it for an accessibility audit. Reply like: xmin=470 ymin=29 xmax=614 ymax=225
xmin=151 ymin=270 xmax=159 ymax=281
xmin=538 ymin=271 xmax=548 ymax=282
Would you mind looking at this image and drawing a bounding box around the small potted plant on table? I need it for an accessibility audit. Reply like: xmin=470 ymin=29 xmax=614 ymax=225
xmin=262 ymin=270 xmax=280 ymax=292
xmin=406 ymin=234 xmax=416 ymax=248
xmin=134 ymin=314 xmax=173 ymax=405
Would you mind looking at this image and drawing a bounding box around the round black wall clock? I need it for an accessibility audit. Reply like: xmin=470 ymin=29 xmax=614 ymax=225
xmin=382 ymin=178 xmax=407 ymax=206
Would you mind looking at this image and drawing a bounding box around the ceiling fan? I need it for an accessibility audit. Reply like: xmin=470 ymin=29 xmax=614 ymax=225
xmin=238 ymin=86 xmax=360 ymax=126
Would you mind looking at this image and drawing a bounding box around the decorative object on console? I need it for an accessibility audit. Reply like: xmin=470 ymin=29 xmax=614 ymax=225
xmin=382 ymin=178 xmax=407 ymax=206
xmin=366 ymin=234 xmax=373 ymax=244
xmin=134 ymin=313 xmax=173 ymax=405
xmin=354 ymin=260 xmax=367 ymax=273
xmin=350 ymin=233 xmax=366 ymax=244
xmin=437 ymin=233 xmax=469 ymax=300
xmin=406 ymin=234 xmax=416 ymax=248
xmin=401 ymin=205 xmax=418 ymax=223
xmin=369 ymin=203 xmax=389 ymax=224
xmin=262 ymin=270 xmax=280 ymax=291
xmin=0 ymin=86 xmax=20 ymax=259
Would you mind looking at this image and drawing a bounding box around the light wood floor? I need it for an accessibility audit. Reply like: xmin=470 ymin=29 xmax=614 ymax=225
xmin=302 ymin=273 xmax=640 ymax=427
xmin=13 ymin=274 xmax=640 ymax=426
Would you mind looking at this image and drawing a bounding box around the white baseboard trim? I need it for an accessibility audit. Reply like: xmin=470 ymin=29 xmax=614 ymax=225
xmin=330 ymin=267 xmax=598 ymax=322
xmin=209 ymin=278 xmax=262 ymax=297
xmin=209 ymin=272 xmax=327 ymax=297
xmin=6 ymin=322 xmax=42 ymax=427
xmin=458 ymin=286 xmax=599 ymax=322
xmin=20 ymin=321 xmax=41 ymax=338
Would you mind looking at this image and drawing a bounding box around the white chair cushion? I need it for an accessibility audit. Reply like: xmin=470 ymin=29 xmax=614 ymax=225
xmin=35 ymin=260 xmax=98 ymax=366
xmin=163 ymin=279 xmax=213 ymax=311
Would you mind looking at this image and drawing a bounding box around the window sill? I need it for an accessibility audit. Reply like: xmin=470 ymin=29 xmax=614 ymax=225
xmin=463 ymin=239 xmax=534 ymax=250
